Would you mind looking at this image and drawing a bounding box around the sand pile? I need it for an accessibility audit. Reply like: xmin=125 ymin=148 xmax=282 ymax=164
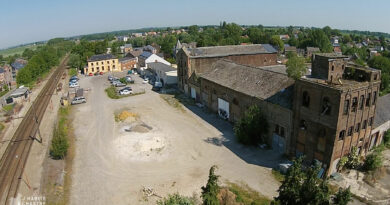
xmin=117 ymin=111 xmax=138 ymax=123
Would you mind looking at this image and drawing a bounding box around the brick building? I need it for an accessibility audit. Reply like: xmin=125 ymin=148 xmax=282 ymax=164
xmin=290 ymin=53 xmax=381 ymax=175
xmin=177 ymin=44 xmax=278 ymax=99
xmin=119 ymin=57 xmax=137 ymax=70
xmin=200 ymin=60 xmax=294 ymax=154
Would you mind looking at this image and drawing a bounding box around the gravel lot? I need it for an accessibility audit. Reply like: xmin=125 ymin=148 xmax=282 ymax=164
xmin=70 ymin=72 xmax=281 ymax=205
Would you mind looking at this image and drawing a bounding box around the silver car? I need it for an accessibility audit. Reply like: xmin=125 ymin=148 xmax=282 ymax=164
xmin=71 ymin=97 xmax=86 ymax=105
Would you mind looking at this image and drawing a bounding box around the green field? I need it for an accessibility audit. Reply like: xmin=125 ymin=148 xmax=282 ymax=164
xmin=0 ymin=44 xmax=40 ymax=57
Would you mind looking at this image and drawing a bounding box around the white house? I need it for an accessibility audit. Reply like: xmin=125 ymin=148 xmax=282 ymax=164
xmin=147 ymin=62 xmax=177 ymax=85
xmin=138 ymin=52 xmax=171 ymax=68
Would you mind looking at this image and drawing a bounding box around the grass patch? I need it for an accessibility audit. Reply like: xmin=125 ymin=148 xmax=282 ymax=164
xmin=160 ymin=94 xmax=185 ymax=112
xmin=226 ymin=182 xmax=271 ymax=205
xmin=50 ymin=107 xmax=70 ymax=159
xmin=0 ymin=86 xmax=9 ymax=97
xmin=2 ymin=104 xmax=14 ymax=112
xmin=105 ymin=86 xmax=144 ymax=99
xmin=0 ymin=123 xmax=4 ymax=133
xmin=68 ymin=68 xmax=77 ymax=76
xmin=0 ymin=44 xmax=39 ymax=57
xmin=272 ymin=169 xmax=285 ymax=182
xmin=46 ymin=106 xmax=75 ymax=205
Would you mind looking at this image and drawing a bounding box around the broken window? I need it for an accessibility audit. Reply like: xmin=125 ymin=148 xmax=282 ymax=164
xmin=300 ymin=120 xmax=307 ymax=130
xmin=302 ymin=91 xmax=310 ymax=107
xmin=280 ymin=127 xmax=285 ymax=138
xmin=274 ymin=124 xmax=279 ymax=134
xmin=343 ymin=99 xmax=350 ymax=115
xmin=362 ymin=120 xmax=367 ymax=129
xmin=355 ymin=123 xmax=361 ymax=133
xmin=321 ymin=97 xmax=331 ymax=115
xmin=369 ymin=117 xmax=374 ymax=126
xmin=351 ymin=97 xmax=358 ymax=112
xmin=339 ymin=130 xmax=346 ymax=140
xmin=359 ymin=95 xmax=364 ymax=110
xmin=373 ymin=91 xmax=377 ymax=104
xmin=348 ymin=126 xmax=354 ymax=136
xmin=366 ymin=93 xmax=371 ymax=107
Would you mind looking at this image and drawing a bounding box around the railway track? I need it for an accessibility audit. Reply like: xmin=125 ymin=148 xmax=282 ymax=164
xmin=0 ymin=55 xmax=68 ymax=205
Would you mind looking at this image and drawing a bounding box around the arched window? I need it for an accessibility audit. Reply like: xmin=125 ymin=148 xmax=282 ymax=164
xmin=302 ymin=91 xmax=310 ymax=107
xmin=321 ymin=97 xmax=331 ymax=115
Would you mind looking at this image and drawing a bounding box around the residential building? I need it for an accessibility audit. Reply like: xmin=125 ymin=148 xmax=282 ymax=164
xmin=117 ymin=36 xmax=129 ymax=42
xmin=370 ymin=94 xmax=390 ymax=150
xmin=126 ymin=50 xmax=143 ymax=60
xmin=279 ymin=35 xmax=290 ymax=41
xmin=290 ymin=53 xmax=381 ymax=176
xmin=138 ymin=52 xmax=171 ymax=68
xmin=199 ymin=60 xmax=294 ymax=153
xmin=284 ymin=46 xmax=297 ymax=55
xmin=306 ymin=47 xmax=320 ymax=58
xmin=119 ymin=57 xmax=137 ymax=70
xmin=11 ymin=59 xmax=28 ymax=84
xmin=84 ymin=54 xmax=121 ymax=75
xmin=0 ymin=64 xmax=13 ymax=86
xmin=177 ymin=44 xmax=278 ymax=98
xmin=147 ymin=62 xmax=177 ymax=85
xmin=333 ymin=43 xmax=342 ymax=54
xmin=123 ymin=44 xmax=133 ymax=53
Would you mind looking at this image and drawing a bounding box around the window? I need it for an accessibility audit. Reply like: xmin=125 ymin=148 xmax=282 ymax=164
xmin=355 ymin=123 xmax=361 ymax=133
xmin=302 ymin=91 xmax=310 ymax=107
xmin=373 ymin=91 xmax=377 ymax=104
xmin=107 ymin=61 xmax=109 ymax=64
xmin=112 ymin=60 xmax=115 ymax=63
xmin=351 ymin=97 xmax=358 ymax=112
xmin=362 ymin=120 xmax=367 ymax=129
xmin=274 ymin=125 xmax=280 ymax=134
xmin=280 ymin=127 xmax=285 ymax=138
xmin=366 ymin=93 xmax=371 ymax=107
xmin=369 ymin=117 xmax=374 ymax=126
xmin=374 ymin=74 xmax=378 ymax=80
xmin=321 ymin=97 xmax=331 ymax=115
xmin=339 ymin=130 xmax=346 ymax=140
xmin=342 ymin=65 xmax=345 ymax=70
xmin=91 ymin=63 xmax=94 ymax=66
xmin=331 ymin=65 xmax=334 ymax=71
xmin=233 ymin=98 xmax=239 ymax=105
xmin=348 ymin=126 xmax=354 ymax=136
xmin=300 ymin=120 xmax=307 ymax=130
xmin=92 ymin=68 xmax=94 ymax=72
xmin=343 ymin=99 xmax=350 ymax=115
xmin=359 ymin=95 xmax=364 ymax=110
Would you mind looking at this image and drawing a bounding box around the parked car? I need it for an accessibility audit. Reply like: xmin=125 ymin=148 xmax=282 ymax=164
xmin=115 ymin=82 xmax=126 ymax=87
xmin=70 ymin=76 xmax=78 ymax=80
xmin=88 ymin=73 xmax=93 ymax=76
xmin=142 ymin=78 xmax=149 ymax=84
xmin=111 ymin=80 xmax=120 ymax=86
xmin=108 ymin=75 xmax=113 ymax=81
xmin=69 ymin=82 xmax=79 ymax=88
xmin=125 ymin=76 xmax=134 ymax=83
xmin=69 ymin=79 xmax=78 ymax=83
xmin=119 ymin=88 xmax=133 ymax=95
xmin=71 ymin=97 xmax=86 ymax=105
xmin=99 ymin=72 xmax=104 ymax=75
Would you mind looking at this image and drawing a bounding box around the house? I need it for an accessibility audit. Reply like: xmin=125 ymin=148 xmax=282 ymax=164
xmin=279 ymin=35 xmax=290 ymax=41
xmin=132 ymin=33 xmax=143 ymax=38
xmin=333 ymin=43 xmax=342 ymax=54
xmin=0 ymin=64 xmax=13 ymax=86
xmin=177 ymin=44 xmax=278 ymax=98
xmin=331 ymin=36 xmax=339 ymax=45
xmin=123 ymin=44 xmax=133 ymax=53
xmin=138 ymin=52 xmax=171 ymax=68
xmin=290 ymin=53 xmax=381 ymax=176
xmin=306 ymin=47 xmax=320 ymax=58
xmin=370 ymin=94 xmax=390 ymax=149
xmin=199 ymin=60 xmax=294 ymax=154
xmin=126 ymin=50 xmax=143 ymax=60
xmin=117 ymin=36 xmax=129 ymax=42
xmin=144 ymin=45 xmax=158 ymax=54
xmin=147 ymin=62 xmax=177 ymax=85
xmin=119 ymin=57 xmax=137 ymax=70
xmin=11 ymin=59 xmax=28 ymax=83
xmin=84 ymin=54 xmax=121 ymax=75
xmin=8 ymin=86 xmax=29 ymax=104
xmin=284 ymin=46 xmax=297 ymax=55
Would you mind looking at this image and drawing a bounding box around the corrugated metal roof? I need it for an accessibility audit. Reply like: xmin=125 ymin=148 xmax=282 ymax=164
xmin=374 ymin=94 xmax=390 ymax=128
xmin=186 ymin=44 xmax=277 ymax=58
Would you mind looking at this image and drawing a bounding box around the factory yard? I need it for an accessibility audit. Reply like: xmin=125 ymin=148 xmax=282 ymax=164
xmin=70 ymin=72 xmax=282 ymax=205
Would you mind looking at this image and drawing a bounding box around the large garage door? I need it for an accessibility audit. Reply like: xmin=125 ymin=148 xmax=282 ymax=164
xmin=191 ymin=87 xmax=196 ymax=99
xmin=218 ymin=98 xmax=229 ymax=119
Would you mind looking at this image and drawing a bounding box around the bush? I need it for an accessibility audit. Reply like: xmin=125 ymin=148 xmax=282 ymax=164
xmin=234 ymin=105 xmax=269 ymax=145
xmin=50 ymin=126 xmax=69 ymax=159
xmin=363 ymin=152 xmax=383 ymax=171
xmin=105 ymin=86 xmax=120 ymax=99
xmin=201 ymin=165 xmax=220 ymax=205
xmin=119 ymin=77 xmax=127 ymax=84
xmin=337 ymin=156 xmax=348 ymax=171
xmin=157 ymin=193 xmax=195 ymax=205
xmin=69 ymin=68 xmax=78 ymax=76
xmin=346 ymin=147 xmax=360 ymax=169
xmin=384 ymin=131 xmax=390 ymax=147
xmin=333 ymin=187 xmax=352 ymax=205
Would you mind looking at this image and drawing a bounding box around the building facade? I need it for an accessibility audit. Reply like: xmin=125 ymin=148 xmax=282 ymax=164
xmin=290 ymin=53 xmax=381 ymax=176
xmin=177 ymin=44 xmax=278 ymax=98
xmin=119 ymin=57 xmax=137 ymax=70
xmin=84 ymin=54 xmax=121 ymax=75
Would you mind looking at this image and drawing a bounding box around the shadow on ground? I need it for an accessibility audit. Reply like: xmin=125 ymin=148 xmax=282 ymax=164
xmin=162 ymin=90 xmax=288 ymax=169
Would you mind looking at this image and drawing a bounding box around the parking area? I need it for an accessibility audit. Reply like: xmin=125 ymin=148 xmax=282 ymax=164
xmin=70 ymin=71 xmax=281 ymax=205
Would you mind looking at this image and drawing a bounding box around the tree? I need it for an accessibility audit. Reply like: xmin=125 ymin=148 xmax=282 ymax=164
xmin=201 ymin=165 xmax=220 ymax=205
xmin=286 ymin=56 xmax=307 ymax=80
xmin=270 ymin=36 xmax=284 ymax=52
xmin=234 ymin=105 xmax=269 ymax=145
xmin=310 ymin=29 xmax=333 ymax=52
xmin=363 ymin=151 xmax=383 ymax=171
xmin=342 ymin=35 xmax=352 ymax=44
xmin=188 ymin=25 xmax=199 ymax=36
xmin=333 ymin=187 xmax=352 ymax=205
xmin=157 ymin=193 xmax=195 ymax=205
xmin=50 ymin=126 xmax=69 ymax=159
xmin=16 ymin=67 xmax=33 ymax=85
xmin=346 ymin=147 xmax=360 ymax=169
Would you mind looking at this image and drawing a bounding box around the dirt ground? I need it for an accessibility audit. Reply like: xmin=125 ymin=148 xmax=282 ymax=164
xmin=69 ymin=72 xmax=283 ymax=205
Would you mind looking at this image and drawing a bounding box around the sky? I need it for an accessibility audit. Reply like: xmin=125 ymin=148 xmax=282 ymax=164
xmin=0 ymin=0 xmax=389 ymax=49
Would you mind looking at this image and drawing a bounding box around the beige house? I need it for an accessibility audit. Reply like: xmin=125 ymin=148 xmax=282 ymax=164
xmin=84 ymin=54 xmax=121 ymax=75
